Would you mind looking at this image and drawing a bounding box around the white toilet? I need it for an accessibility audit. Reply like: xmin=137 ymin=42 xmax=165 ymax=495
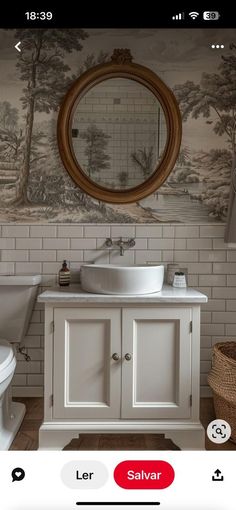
xmin=0 ymin=275 xmax=41 ymax=450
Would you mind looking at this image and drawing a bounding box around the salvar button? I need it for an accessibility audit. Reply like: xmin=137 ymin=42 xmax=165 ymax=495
xmin=114 ymin=460 xmax=175 ymax=489
xmin=61 ymin=461 xmax=108 ymax=489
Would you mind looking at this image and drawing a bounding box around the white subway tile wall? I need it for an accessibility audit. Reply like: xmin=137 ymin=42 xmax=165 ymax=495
xmin=0 ymin=223 xmax=235 ymax=398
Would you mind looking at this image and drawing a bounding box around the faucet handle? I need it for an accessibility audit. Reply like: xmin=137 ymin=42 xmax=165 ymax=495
xmin=128 ymin=238 xmax=136 ymax=248
xmin=105 ymin=238 xmax=113 ymax=247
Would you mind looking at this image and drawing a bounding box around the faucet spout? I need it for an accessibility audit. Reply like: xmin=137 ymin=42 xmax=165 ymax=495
xmin=117 ymin=237 xmax=125 ymax=256
xmin=105 ymin=236 xmax=135 ymax=256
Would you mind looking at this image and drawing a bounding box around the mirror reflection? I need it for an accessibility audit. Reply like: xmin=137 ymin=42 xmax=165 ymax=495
xmin=71 ymin=78 xmax=167 ymax=190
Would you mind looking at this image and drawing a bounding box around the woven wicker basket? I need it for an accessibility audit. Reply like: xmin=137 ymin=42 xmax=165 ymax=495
xmin=208 ymin=342 xmax=236 ymax=442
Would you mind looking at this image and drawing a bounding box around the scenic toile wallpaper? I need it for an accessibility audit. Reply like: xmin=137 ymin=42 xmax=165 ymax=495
xmin=0 ymin=28 xmax=235 ymax=224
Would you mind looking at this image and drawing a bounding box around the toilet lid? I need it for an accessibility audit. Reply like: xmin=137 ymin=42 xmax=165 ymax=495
xmin=0 ymin=339 xmax=14 ymax=371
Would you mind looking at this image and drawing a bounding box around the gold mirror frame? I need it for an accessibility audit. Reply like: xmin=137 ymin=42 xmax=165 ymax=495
xmin=57 ymin=49 xmax=182 ymax=204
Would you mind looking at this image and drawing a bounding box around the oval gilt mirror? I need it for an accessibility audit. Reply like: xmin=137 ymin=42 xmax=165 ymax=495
xmin=57 ymin=49 xmax=182 ymax=204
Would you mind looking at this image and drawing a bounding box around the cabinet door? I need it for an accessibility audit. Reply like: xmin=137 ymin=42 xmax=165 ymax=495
xmin=122 ymin=307 xmax=192 ymax=419
xmin=53 ymin=308 xmax=121 ymax=419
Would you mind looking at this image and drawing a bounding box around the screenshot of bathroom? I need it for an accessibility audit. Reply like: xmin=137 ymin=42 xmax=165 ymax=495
xmin=0 ymin=4 xmax=235 ymax=509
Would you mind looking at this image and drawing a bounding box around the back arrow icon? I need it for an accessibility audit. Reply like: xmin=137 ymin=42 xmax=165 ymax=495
xmin=15 ymin=41 xmax=21 ymax=52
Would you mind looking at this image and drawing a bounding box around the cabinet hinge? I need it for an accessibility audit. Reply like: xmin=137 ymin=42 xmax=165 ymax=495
xmin=51 ymin=321 xmax=55 ymax=333
xmin=190 ymin=320 xmax=193 ymax=333
xmin=50 ymin=394 xmax=54 ymax=407
xmin=190 ymin=394 xmax=192 ymax=407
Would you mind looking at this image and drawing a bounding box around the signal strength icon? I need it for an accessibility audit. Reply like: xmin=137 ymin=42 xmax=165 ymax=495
xmin=189 ymin=11 xmax=199 ymax=19
xmin=172 ymin=12 xmax=184 ymax=20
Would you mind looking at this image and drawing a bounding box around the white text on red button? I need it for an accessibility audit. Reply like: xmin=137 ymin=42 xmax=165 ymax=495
xmin=128 ymin=470 xmax=162 ymax=480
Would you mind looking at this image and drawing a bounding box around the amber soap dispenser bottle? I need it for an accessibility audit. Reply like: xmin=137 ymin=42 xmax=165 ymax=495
xmin=58 ymin=260 xmax=70 ymax=286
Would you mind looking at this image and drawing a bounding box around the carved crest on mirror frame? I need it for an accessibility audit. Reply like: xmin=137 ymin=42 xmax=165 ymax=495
xmin=110 ymin=48 xmax=133 ymax=64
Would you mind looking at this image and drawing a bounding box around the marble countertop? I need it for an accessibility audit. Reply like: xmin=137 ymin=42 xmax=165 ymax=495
xmin=38 ymin=285 xmax=208 ymax=304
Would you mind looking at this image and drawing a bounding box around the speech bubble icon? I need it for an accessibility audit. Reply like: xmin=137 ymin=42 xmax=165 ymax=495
xmin=11 ymin=467 xmax=25 ymax=482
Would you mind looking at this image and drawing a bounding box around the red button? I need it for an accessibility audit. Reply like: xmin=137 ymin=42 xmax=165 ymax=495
xmin=114 ymin=460 xmax=174 ymax=489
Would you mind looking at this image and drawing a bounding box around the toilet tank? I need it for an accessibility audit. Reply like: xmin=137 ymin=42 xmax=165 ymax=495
xmin=0 ymin=275 xmax=41 ymax=343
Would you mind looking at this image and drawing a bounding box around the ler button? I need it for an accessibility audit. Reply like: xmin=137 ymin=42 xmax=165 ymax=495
xmin=61 ymin=461 xmax=108 ymax=489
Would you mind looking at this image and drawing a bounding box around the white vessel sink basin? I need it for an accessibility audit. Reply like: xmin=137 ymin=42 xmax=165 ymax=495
xmin=80 ymin=264 xmax=164 ymax=295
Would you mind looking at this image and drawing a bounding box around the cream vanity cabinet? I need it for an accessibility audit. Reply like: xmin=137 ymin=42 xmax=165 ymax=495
xmin=38 ymin=287 xmax=207 ymax=450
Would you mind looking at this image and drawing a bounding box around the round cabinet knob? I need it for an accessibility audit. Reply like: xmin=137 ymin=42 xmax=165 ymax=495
xmin=125 ymin=353 xmax=132 ymax=361
xmin=112 ymin=353 xmax=120 ymax=361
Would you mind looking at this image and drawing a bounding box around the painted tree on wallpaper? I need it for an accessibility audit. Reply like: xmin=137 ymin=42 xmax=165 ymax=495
xmin=0 ymin=101 xmax=23 ymax=162
xmin=131 ymin=147 xmax=154 ymax=179
xmin=0 ymin=101 xmax=48 ymax=185
xmin=11 ymin=28 xmax=88 ymax=205
xmin=76 ymin=51 xmax=109 ymax=76
xmin=79 ymin=125 xmax=111 ymax=179
xmin=174 ymin=51 xmax=235 ymax=220
xmin=177 ymin=146 xmax=191 ymax=167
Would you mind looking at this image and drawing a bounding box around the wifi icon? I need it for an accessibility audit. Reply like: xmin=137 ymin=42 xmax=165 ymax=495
xmin=189 ymin=11 xmax=199 ymax=19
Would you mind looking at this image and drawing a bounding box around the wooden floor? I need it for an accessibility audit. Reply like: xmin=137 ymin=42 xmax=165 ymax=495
xmin=10 ymin=397 xmax=236 ymax=451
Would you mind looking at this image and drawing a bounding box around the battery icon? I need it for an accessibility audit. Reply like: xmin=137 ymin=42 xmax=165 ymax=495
xmin=203 ymin=11 xmax=220 ymax=20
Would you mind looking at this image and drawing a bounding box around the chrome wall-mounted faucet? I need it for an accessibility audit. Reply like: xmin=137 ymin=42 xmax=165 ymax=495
xmin=105 ymin=237 xmax=136 ymax=256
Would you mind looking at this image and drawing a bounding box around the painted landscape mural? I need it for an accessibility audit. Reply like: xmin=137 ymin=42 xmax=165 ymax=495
xmin=0 ymin=28 xmax=235 ymax=223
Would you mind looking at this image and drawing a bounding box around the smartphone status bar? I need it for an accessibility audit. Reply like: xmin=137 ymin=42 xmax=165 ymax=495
xmin=0 ymin=6 xmax=234 ymax=28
